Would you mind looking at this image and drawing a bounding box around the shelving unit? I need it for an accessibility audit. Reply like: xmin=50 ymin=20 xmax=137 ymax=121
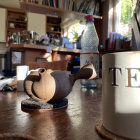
xmin=46 ymin=16 xmax=61 ymax=35
xmin=7 ymin=9 xmax=27 ymax=32
xmin=47 ymin=31 xmax=61 ymax=34
xmin=20 ymin=1 xmax=102 ymax=20
xmin=46 ymin=16 xmax=62 ymax=45
xmin=6 ymin=8 xmax=27 ymax=43
xmin=8 ymin=20 xmax=27 ymax=24
xmin=20 ymin=1 xmax=103 ymax=45
xmin=8 ymin=27 xmax=26 ymax=31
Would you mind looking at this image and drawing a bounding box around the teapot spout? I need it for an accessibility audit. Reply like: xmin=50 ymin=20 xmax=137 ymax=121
xmin=70 ymin=64 xmax=97 ymax=85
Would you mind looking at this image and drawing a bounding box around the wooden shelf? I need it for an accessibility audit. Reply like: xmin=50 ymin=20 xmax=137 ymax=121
xmin=8 ymin=27 xmax=27 ymax=31
xmin=47 ymin=31 xmax=61 ymax=34
xmin=47 ymin=23 xmax=60 ymax=26
xmin=20 ymin=2 xmax=102 ymax=20
xmin=106 ymin=49 xmax=131 ymax=53
xmin=46 ymin=16 xmax=62 ymax=40
xmin=6 ymin=9 xmax=28 ymax=44
xmin=7 ymin=7 xmax=26 ymax=14
xmin=8 ymin=20 xmax=27 ymax=24
xmin=99 ymin=49 xmax=131 ymax=55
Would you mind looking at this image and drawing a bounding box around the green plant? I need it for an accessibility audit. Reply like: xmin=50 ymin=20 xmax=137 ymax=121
xmin=70 ymin=26 xmax=79 ymax=42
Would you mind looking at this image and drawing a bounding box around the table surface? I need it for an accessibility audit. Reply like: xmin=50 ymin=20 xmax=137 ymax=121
xmin=9 ymin=43 xmax=47 ymax=50
xmin=9 ymin=44 xmax=81 ymax=53
xmin=0 ymin=80 xmax=104 ymax=140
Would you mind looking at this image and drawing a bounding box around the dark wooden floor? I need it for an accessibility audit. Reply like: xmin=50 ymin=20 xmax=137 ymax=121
xmin=0 ymin=80 xmax=104 ymax=140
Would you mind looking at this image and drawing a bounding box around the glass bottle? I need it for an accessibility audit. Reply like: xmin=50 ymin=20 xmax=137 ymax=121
xmin=80 ymin=15 xmax=99 ymax=89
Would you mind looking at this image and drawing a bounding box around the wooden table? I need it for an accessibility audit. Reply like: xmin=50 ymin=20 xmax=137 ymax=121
xmin=9 ymin=44 xmax=49 ymax=70
xmin=52 ymin=47 xmax=81 ymax=61
xmin=0 ymin=80 xmax=104 ymax=140
xmin=9 ymin=44 xmax=81 ymax=70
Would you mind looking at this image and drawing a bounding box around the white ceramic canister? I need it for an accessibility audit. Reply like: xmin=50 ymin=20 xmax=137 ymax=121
xmin=102 ymin=51 xmax=140 ymax=139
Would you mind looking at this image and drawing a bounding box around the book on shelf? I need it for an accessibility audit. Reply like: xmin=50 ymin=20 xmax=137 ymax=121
xmin=53 ymin=0 xmax=56 ymax=7
xmin=67 ymin=0 xmax=70 ymax=10
xmin=82 ymin=0 xmax=90 ymax=13
xmin=64 ymin=0 xmax=67 ymax=10
xmin=62 ymin=0 xmax=64 ymax=9
xmin=81 ymin=0 xmax=91 ymax=13
xmin=78 ymin=0 xmax=85 ymax=12
xmin=49 ymin=0 xmax=54 ymax=7
xmin=109 ymin=32 xmax=115 ymax=51
xmin=58 ymin=0 xmax=60 ymax=9
xmin=38 ymin=0 xmax=42 ymax=4
xmin=42 ymin=0 xmax=49 ymax=6
xmin=68 ymin=1 xmax=70 ymax=10
xmin=55 ymin=0 xmax=58 ymax=8
xmin=23 ymin=0 xmax=101 ymax=15
xmin=76 ymin=0 xmax=83 ymax=12
xmin=73 ymin=0 xmax=77 ymax=11
xmin=86 ymin=0 xmax=96 ymax=14
xmin=107 ymin=32 xmax=130 ymax=52
xmin=93 ymin=0 xmax=100 ymax=15
xmin=70 ymin=0 xmax=73 ymax=10
xmin=109 ymin=32 xmax=122 ymax=51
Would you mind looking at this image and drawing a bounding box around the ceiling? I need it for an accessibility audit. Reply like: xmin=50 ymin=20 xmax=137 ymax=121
xmin=0 ymin=0 xmax=20 ymax=8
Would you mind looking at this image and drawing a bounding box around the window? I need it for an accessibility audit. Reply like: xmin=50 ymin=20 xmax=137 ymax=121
xmin=67 ymin=23 xmax=86 ymax=42
xmin=118 ymin=0 xmax=137 ymax=37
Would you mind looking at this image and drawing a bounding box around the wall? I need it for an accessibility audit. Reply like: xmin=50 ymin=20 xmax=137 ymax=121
xmin=0 ymin=43 xmax=8 ymax=70
xmin=0 ymin=8 xmax=6 ymax=42
xmin=0 ymin=43 xmax=7 ymax=54
xmin=102 ymin=0 xmax=109 ymax=48
xmin=27 ymin=12 xmax=46 ymax=36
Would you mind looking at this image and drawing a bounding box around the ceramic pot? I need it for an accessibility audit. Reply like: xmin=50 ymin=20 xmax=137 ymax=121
xmin=24 ymin=64 xmax=97 ymax=103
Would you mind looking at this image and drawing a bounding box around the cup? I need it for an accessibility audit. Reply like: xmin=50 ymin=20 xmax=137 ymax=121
xmin=16 ymin=65 xmax=29 ymax=92
xmin=102 ymin=51 xmax=140 ymax=139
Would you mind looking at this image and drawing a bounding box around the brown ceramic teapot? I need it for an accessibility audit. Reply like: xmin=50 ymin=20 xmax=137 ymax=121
xmin=24 ymin=64 xmax=97 ymax=103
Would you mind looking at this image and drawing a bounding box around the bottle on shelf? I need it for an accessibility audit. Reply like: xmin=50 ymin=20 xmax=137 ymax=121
xmin=80 ymin=15 xmax=99 ymax=89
